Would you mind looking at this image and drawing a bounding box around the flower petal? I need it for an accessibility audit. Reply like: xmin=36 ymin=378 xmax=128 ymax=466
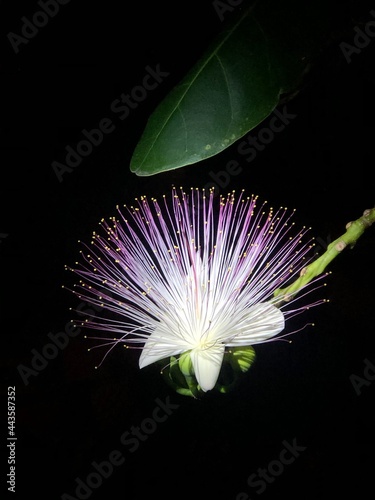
xmin=226 ymin=302 xmax=285 ymax=346
xmin=139 ymin=327 xmax=186 ymax=369
xmin=190 ymin=343 xmax=225 ymax=392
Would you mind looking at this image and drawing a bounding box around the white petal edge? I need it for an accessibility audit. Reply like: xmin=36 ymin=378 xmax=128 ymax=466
xmin=226 ymin=302 xmax=285 ymax=346
xmin=190 ymin=343 xmax=225 ymax=392
xmin=139 ymin=328 xmax=187 ymax=369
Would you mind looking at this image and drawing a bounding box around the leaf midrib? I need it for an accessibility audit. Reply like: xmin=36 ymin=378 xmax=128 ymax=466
xmin=133 ymin=3 xmax=258 ymax=172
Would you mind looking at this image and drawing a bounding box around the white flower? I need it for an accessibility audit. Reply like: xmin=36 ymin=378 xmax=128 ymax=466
xmin=65 ymin=187 xmax=324 ymax=393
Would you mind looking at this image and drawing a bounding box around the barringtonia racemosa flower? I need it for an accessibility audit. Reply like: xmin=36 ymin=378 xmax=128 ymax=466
xmin=65 ymin=187 xmax=327 ymax=394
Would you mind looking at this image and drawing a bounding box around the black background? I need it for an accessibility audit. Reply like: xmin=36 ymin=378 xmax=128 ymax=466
xmin=1 ymin=0 xmax=375 ymax=499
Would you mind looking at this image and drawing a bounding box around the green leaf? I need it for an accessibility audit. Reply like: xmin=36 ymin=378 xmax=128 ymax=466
xmin=130 ymin=0 xmax=331 ymax=176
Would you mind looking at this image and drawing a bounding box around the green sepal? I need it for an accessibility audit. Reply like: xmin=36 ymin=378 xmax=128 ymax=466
xmin=159 ymin=354 xmax=201 ymax=398
xmin=158 ymin=346 xmax=256 ymax=397
xmin=215 ymin=346 xmax=256 ymax=393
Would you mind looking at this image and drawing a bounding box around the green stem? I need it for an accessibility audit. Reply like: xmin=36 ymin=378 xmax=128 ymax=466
xmin=273 ymin=207 xmax=375 ymax=303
